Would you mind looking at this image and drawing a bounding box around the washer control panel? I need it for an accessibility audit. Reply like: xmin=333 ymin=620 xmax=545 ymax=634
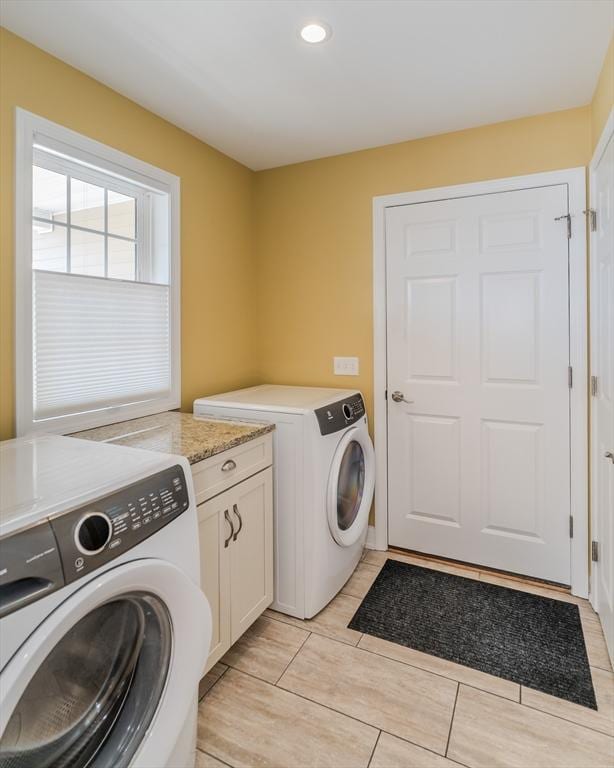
xmin=315 ymin=393 xmax=366 ymax=435
xmin=0 ymin=522 xmax=65 ymax=618
xmin=51 ymin=465 xmax=189 ymax=584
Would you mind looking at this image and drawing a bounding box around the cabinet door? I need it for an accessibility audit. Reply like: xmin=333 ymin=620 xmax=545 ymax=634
xmin=197 ymin=490 xmax=233 ymax=672
xmin=229 ymin=467 xmax=273 ymax=642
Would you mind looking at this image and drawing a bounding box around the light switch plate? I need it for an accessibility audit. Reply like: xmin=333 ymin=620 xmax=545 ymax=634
xmin=334 ymin=356 xmax=359 ymax=376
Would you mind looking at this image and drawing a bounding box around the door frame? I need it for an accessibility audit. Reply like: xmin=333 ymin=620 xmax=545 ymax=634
xmin=589 ymin=108 xmax=614 ymax=613
xmin=372 ymin=168 xmax=588 ymax=597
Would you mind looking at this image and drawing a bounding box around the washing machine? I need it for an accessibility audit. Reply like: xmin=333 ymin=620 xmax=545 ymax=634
xmin=194 ymin=385 xmax=375 ymax=619
xmin=0 ymin=435 xmax=211 ymax=768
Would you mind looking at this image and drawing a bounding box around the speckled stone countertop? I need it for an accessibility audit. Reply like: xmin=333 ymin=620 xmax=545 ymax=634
xmin=72 ymin=411 xmax=274 ymax=465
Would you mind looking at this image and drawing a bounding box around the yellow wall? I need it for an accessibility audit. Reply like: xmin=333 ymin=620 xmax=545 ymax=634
xmin=591 ymin=36 xmax=614 ymax=151
xmin=2 ymin=27 xmax=611 ymax=448
xmin=0 ymin=28 xmax=258 ymax=440
xmin=254 ymin=107 xmax=591 ymax=430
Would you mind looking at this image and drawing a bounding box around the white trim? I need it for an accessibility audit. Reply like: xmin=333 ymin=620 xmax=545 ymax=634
xmin=14 ymin=108 xmax=34 ymax=439
xmin=365 ymin=525 xmax=377 ymax=550
xmin=567 ymin=168 xmax=589 ymax=599
xmin=15 ymin=108 xmax=181 ymax=436
xmin=591 ymin=108 xmax=614 ymax=170
xmin=33 ymin=147 xmax=150 ymax=201
xmin=588 ymin=107 xmax=614 ymax=613
xmin=373 ymin=168 xmax=589 ymax=597
xmin=372 ymin=189 xmax=389 ymax=551
xmin=32 ymin=131 xmax=172 ymax=193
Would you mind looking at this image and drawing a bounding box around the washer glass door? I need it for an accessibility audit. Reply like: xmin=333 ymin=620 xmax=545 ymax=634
xmin=328 ymin=427 xmax=375 ymax=547
xmin=0 ymin=592 xmax=171 ymax=768
xmin=337 ymin=440 xmax=366 ymax=531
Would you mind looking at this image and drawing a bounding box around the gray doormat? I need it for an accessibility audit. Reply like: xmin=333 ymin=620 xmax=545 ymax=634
xmin=348 ymin=559 xmax=597 ymax=709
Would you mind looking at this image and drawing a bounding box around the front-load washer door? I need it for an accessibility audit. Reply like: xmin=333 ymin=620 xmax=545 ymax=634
xmin=327 ymin=427 xmax=375 ymax=547
xmin=0 ymin=559 xmax=211 ymax=768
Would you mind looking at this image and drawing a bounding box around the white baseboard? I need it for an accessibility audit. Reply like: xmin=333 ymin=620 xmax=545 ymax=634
xmin=365 ymin=525 xmax=377 ymax=550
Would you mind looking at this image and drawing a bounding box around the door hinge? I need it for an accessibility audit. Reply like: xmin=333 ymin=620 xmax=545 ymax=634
xmin=592 ymin=541 xmax=599 ymax=562
xmin=384 ymin=389 xmax=388 ymax=401
xmin=568 ymin=366 xmax=573 ymax=389
xmin=555 ymin=213 xmax=572 ymax=239
xmin=583 ymin=208 xmax=597 ymax=232
xmin=591 ymin=375 xmax=598 ymax=397
xmin=569 ymin=515 xmax=574 ymax=538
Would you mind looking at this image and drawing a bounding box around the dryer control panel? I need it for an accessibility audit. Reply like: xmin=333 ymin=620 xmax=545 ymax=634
xmin=51 ymin=465 xmax=190 ymax=584
xmin=315 ymin=393 xmax=366 ymax=435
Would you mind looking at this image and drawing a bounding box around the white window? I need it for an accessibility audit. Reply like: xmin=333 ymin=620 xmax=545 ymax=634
xmin=15 ymin=110 xmax=180 ymax=435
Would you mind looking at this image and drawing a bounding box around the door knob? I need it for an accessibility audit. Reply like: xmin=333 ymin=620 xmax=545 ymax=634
xmin=391 ymin=391 xmax=414 ymax=404
xmin=605 ymin=451 xmax=614 ymax=464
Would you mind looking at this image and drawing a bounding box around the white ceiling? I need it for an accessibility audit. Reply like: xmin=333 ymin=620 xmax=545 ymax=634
xmin=1 ymin=0 xmax=612 ymax=170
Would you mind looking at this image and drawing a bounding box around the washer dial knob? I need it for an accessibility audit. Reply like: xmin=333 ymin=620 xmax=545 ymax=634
xmin=75 ymin=512 xmax=112 ymax=555
xmin=342 ymin=403 xmax=354 ymax=420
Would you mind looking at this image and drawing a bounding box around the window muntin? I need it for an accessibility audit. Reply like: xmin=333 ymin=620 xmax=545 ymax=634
xmin=32 ymin=151 xmax=142 ymax=282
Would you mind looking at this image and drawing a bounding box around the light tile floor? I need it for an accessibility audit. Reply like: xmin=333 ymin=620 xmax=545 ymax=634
xmin=197 ymin=550 xmax=614 ymax=768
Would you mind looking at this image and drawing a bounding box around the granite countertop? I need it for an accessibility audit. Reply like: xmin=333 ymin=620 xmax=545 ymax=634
xmin=72 ymin=411 xmax=274 ymax=465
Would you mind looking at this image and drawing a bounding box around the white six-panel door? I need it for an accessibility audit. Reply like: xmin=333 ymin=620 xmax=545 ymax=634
xmin=591 ymin=127 xmax=614 ymax=663
xmin=386 ymin=185 xmax=571 ymax=584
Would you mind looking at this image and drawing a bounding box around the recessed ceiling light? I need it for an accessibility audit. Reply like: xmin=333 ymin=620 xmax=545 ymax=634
xmin=299 ymin=22 xmax=331 ymax=44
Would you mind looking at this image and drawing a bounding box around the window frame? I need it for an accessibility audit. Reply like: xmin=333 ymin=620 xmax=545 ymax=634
xmin=15 ymin=108 xmax=181 ymax=436
xmin=32 ymin=149 xmax=149 ymax=281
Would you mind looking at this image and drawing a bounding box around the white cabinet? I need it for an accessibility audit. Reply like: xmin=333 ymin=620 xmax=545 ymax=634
xmin=197 ymin=492 xmax=231 ymax=665
xmin=195 ymin=435 xmax=273 ymax=671
xmin=192 ymin=434 xmax=272 ymax=505
xmin=228 ymin=469 xmax=273 ymax=638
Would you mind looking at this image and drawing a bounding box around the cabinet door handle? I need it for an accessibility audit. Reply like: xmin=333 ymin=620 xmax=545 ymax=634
xmin=221 ymin=460 xmax=237 ymax=472
xmin=232 ymin=503 xmax=243 ymax=541
xmin=224 ymin=509 xmax=234 ymax=548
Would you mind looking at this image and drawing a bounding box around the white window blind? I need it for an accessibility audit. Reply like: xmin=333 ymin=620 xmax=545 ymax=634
xmin=33 ymin=270 xmax=171 ymax=421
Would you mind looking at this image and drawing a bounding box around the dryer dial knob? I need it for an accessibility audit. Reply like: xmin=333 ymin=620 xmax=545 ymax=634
xmin=342 ymin=403 xmax=354 ymax=420
xmin=75 ymin=513 xmax=112 ymax=555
